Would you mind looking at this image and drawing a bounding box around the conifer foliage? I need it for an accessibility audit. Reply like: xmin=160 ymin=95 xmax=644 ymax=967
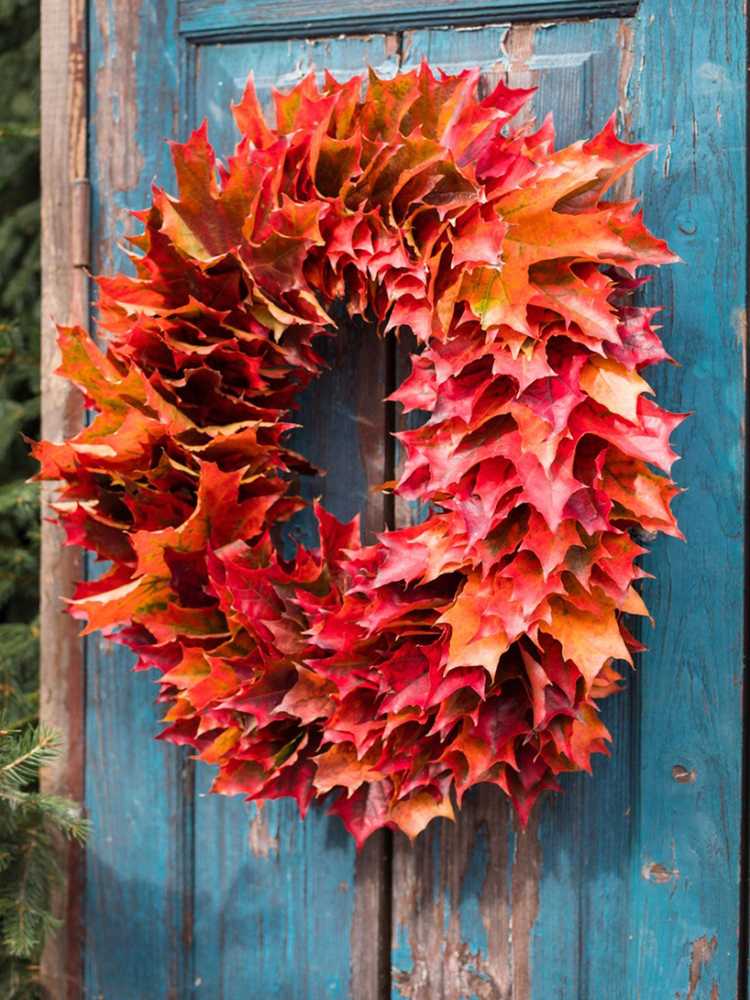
xmin=0 ymin=726 xmax=87 ymax=998
xmin=0 ymin=0 xmax=41 ymax=729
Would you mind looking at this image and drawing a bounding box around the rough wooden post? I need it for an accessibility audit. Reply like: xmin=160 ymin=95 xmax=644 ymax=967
xmin=39 ymin=0 xmax=88 ymax=995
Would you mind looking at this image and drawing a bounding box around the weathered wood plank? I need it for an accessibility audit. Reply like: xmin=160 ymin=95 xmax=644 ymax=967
xmin=391 ymin=786 xmax=512 ymax=1000
xmin=623 ymin=0 xmax=745 ymax=996
xmin=523 ymin=19 xmax=641 ymax=1000
xmin=190 ymin=36 xmax=399 ymax=1000
xmin=84 ymin=3 xmax=195 ymax=998
xmin=389 ymin=29 xmax=515 ymax=1000
xmin=39 ymin=0 xmax=87 ymax=995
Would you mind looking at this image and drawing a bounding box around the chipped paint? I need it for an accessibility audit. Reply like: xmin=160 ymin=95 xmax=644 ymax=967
xmin=94 ymin=0 xmax=146 ymax=262
xmin=502 ymin=23 xmax=537 ymax=130
xmin=504 ymin=23 xmax=536 ymax=71
xmin=615 ymin=31 xmax=633 ymax=125
xmin=731 ymin=306 xmax=747 ymax=380
xmin=479 ymin=803 xmax=512 ymax=999
xmin=384 ymin=31 xmax=399 ymax=61
xmin=393 ymin=941 xmax=505 ymax=1000
xmin=663 ymin=141 xmax=672 ymax=179
xmin=616 ymin=20 xmax=635 ymax=135
xmin=686 ymin=935 xmax=717 ymax=1000
xmin=672 ymin=764 xmax=697 ymax=784
xmin=391 ymin=788 xmax=513 ymax=1000
xmin=350 ymin=834 xmax=388 ymax=1000
xmin=247 ymin=806 xmax=278 ymax=858
xmin=641 ymin=861 xmax=680 ymax=884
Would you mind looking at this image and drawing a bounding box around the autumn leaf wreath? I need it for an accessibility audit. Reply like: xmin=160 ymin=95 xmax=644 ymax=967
xmin=35 ymin=64 xmax=684 ymax=846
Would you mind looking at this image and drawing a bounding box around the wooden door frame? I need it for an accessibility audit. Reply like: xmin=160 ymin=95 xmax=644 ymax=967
xmin=40 ymin=1 xmax=87 ymax=996
xmin=38 ymin=1 xmax=750 ymax=998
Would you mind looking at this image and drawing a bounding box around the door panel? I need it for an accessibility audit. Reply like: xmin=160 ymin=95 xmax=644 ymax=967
xmin=83 ymin=2 xmax=746 ymax=997
xmin=85 ymin=4 xmax=187 ymax=998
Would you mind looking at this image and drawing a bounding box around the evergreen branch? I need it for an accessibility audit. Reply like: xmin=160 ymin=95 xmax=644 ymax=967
xmin=0 ymin=728 xmax=61 ymax=793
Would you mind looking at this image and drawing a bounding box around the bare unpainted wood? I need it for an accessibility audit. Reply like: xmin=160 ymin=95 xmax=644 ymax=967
xmin=92 ymin=0 xmax=146 ymax=267
xmin=686 ymin=935 xmax=718 ymax=1000
xmin=39 ymin=0 xmax=88 ymax=996
xmin=348 ymin=319 xmax=392 ymax=1000
xmin=510 ymin=817 xmax=541 ymax=1000
xmin=352 ymin=831 xmax=391 ymax=999
xmin=502 ymin=23 xmax=538 ymax=123
xmin=391 ymin=787 xmax=514 ymax=1000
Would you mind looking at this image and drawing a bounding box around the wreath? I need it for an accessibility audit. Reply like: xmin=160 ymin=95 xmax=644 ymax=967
xmin=35 ymin=64 xmax=682 ymax=846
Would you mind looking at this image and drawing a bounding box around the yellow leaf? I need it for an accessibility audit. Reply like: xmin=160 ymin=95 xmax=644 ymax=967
xmin=390 ymin=790 xmax=455 ymax=840
xmin=579 ymin=356 xmax=652 ymax=423
xmin=621 ymin=585 xmax=652 ymax=620
xmin=200 ymin=726 xmax=241 ymax=764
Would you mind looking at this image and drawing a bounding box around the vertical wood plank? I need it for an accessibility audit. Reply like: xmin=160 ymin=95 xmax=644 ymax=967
xmin=391 ymin=786 xmax=513 ymax=1000
xmin=524 ymin=20 xmax=641 ymax=1000
xmin=389 ymin=28 xmax=527 ymax=1000
xmin=39 ymin=1 xmax=87 ymax=995
xmin=190 ymin=37 xmax=399 ymax=1000
xmin=624 ymin=1 xmax=745 ymax=996
xmin=85 ymin=3 xmax=195 ymax=998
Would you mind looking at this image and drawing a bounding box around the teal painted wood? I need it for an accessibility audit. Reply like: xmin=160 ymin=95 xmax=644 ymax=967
xmin=525 ymin=4 xmax=748 ymax=993
xmin=85 ymin=2 xmax=194 ymax=999
xmin=624 ymin=1 xmax=746 ymax=996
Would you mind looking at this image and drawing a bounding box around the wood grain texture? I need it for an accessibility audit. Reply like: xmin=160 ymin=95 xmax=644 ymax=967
xmin=39 ymin=0 xmax=87 ymax=995
xmin=388 ymin=35 xmax=515 ymax=1000
xmin=85 ymin=2 xmax=194 ymax=998
xmin=178 ymin=0 xmax=637 ymax=42
xmin=521 ymin=20 xmax=644 ymax=1000
xmin=528 ymin=3 xmax=747 ymax=995
xmin=391 ymin=787 xmax=512 ymax=1000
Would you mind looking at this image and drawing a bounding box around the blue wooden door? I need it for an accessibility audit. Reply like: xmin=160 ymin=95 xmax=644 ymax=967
xmin=82 ymin=2 xmax=746 ymax=997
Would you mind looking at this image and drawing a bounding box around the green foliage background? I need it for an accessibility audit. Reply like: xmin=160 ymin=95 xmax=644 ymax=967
xmin=0 ymin=0 xmax=41 ymax=729
xmin=0 ymin=3 xmax=88 ymax=997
